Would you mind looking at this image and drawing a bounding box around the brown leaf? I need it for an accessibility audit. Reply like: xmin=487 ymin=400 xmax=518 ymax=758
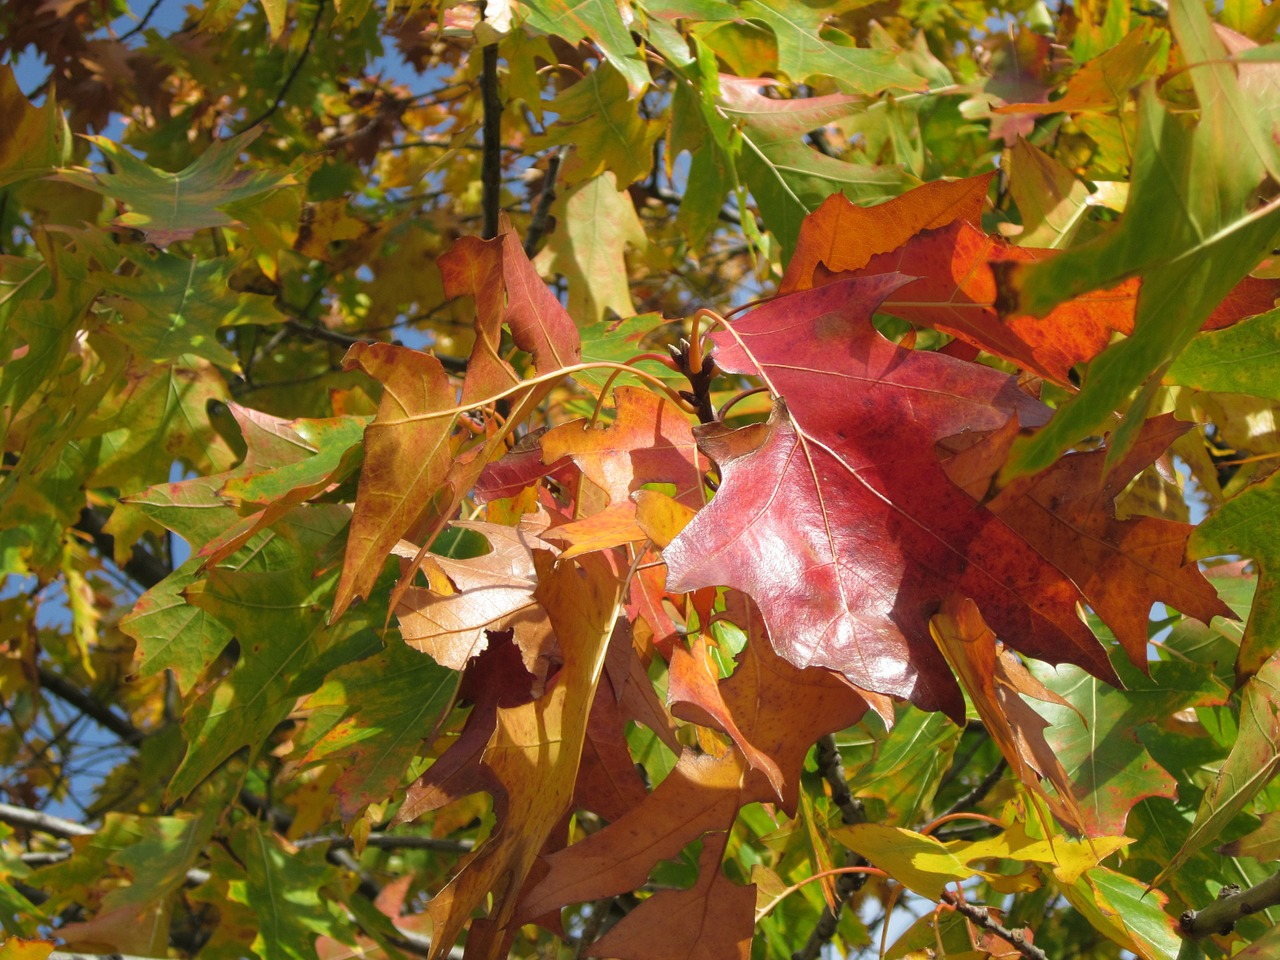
xmin=424 ymin=553 xmax=622 ymax=960
xmin=585 ymin=831 xmax=755 ymax=960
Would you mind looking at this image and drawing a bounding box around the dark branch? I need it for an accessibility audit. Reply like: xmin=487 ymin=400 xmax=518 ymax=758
xmin=75 ymin=506 xmax=169 ymax=591
xmin=479 ymin=8 xmax=503 ymax=240
xmin=937 ymin=758 xmax=1008 ymax=821
xmin=237 ymin=0 xmax=325 ymax=133
xmin=36 ymin=665 xmax=143 ymax=745
xmin=941 ymin=891 xmax=1049 ymax=960
xmin=118 ymin=0 xmax=165 ymax=40
xmin=1181 ymin=873 xmax=1280 ymax=939
xmin=793 ymin=733 xmax=867 ymax=960
xmin=524 ymin=145 xmax=567 ymax=257
xmin=281 ymin=318 xmax=469 ymax=374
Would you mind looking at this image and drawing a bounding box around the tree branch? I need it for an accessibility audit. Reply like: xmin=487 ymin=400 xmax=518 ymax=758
xmin=524 ymin=145 xmax=567 ymax=257
xmin=941 ymin=890 xmax=1049 ymax=960
xmin=1180 ymin=873 xmax=1280 ymax=939
xmin=75 ymin=506 xmax=168 ymax=591
xmin=0 ymin=801 xmax=94 ymax=838
xmin=937 ymin=758 xmax=1007 ymax=821
xmin=792 ymin=733 xmax=867 ymax=960
xmin=35 ymin=666 xmax=143 ymax=745
xmin=281 ymin=318 xmax=469 ymax=374
xmin=237 ymin=0 xmax=325 ymax=133
xmin=479 ymin=7 xmax=503 ymax=240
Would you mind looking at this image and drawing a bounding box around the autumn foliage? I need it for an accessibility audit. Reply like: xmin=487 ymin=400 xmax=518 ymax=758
xmin=6 ymin=0 xmax=1280 ymax=959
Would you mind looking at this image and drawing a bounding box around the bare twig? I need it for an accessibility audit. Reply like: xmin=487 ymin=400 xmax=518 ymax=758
xmin=281 ymin=318 xmax=468 ymax=374
xmin=0 ymin=801 xmax=94 ymax=838
xmin=1181 ymin=872 xmax=1280 ymax=939
xmin=937 ymin=758 xmax=1008 ymax=821
xmin=479 ymin=4 xmax=503 ymax=240
xmin=118 ymin=0 xmax=165 ymax=40
xmin=793 ymin=734 xmax=867 ymax=960
xmin=942 ymin=890 xmax=1049 ymax=960
xmin=237 ymin=0 xmax=325 ymax=133
xmin=35 ymin=666 xmax=143 ymax=745
xmin=524 ymin=145 xmax=567 ymax=257
xmin=295 ymin=833 xmax=474 ymax=854
xmin=75 ymin=505 xmax=169 ymax=590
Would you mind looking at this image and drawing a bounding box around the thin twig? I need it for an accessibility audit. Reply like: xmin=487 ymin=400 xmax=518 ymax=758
xmin=237 ymin=0 xmax=325 ymax=133
xmin=75 ymin=505 xmax=169 ymax=590
xmin=937 ymin=758 xmax=1008 ymax=821
xmin=118 ymin=0 xmax=165 ymax=41
xmin=1181 ymin=872 xmax=1280 ymax=939
xmin=479 ymin=5 xmax=502 ymax=240
xmin=280 ymin=318 xmax=469 ymax=374
xmin=941 ymin=890 xmax=1049 ymax=960
xmin=35 ymin=666 xmax=143 ymax=745
xmin=793 ymin=734 xmax=867 ymax=960
xmin=295 ymin=833 xmax=474 ymax=854
xmin=524 ymin=145 xmax=567 ymax=257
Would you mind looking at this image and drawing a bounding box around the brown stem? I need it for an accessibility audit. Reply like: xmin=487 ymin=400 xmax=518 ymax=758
xmin=942 ymin=890 xmax=1049 ymax=960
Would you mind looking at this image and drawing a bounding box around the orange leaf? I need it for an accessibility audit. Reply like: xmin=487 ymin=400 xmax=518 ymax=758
xmin=930 ymin=595 xmax=1087 ymax=834
xmin=585 ymin=831 xmax=755 ymax=960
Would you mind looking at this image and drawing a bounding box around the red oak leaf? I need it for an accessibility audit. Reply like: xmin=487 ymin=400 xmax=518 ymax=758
xmin=664 ymin=276 xmax=1115 ymax=719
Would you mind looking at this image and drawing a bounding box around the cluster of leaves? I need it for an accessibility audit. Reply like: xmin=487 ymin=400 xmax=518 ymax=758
xmin=5 ymin=0 xmax=1280 ymax=958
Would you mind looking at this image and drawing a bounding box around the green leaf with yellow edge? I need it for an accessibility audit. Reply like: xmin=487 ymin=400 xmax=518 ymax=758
xmin=98 ymin=253 xmax=282 ymax=371
xmin=298 ymin=637 xmax=458 ymax=819
xmin=56 ymin=130 xmax=298 ymax=247
xmin=842 ymin=705 xmax=960 ymax=827
xmin=86 ymin=356 xmax=238 ymax=495
xmin=738 ymin=0 xmax=923 ymax=94
xmin=0 ymin=65 xmax=70 ymax=188
xmin=831 ymin=823 xmax=972 ymax=899
xmin=1002 ymin=0 xmax=1280 ymax=477
xmin=229 ymin=820 xmax=343 ymax=960
xmin=520 ymin=0 xmax=651 ymax=94
xmin=1167 ymin=307 xmax=1280 ymax=402
xmin=168 ymin=505 xmax=380 ymax=800
xmin=1191 ymin=469 xmax=1280 ymax=679
xmin=1155 ymin=652 xmax=1280 ymax=888
xmin=1063 ymin=866 xmax=1182 ymax=960
xmin=536 ymin=64 xmax=662 ymax=186
xmin=537 ymin=170 xmax=647 ymax=324
xmin=576 ymin=312 xmax=681 ymax=389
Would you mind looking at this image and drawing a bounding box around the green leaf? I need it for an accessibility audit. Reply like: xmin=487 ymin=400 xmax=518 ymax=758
xmin=520 ymin=0 xmax=651 ymax=94
xmin=1064 ymin=866 xmax=1183 ymax=960
xmin=230 ymin=820 xmax=342 ymax=960
xmin=1167 ymin=307 xmax=1280 ymax=401
xmin=1191 ymin=470 xmax=1280 ymax=678
xmin=842 ymin=705 xmax=960 ymax=826
xmin=537 ymin=171 xmax=647 ymax=323
xmin=98 ymin=253 xmax=282 ymax=371
xmin=168 ymin=506 xmax=378 ymax=800
xmin=1003 ymin=0 xmax=1280 ymax=477
xmin=536 ymin=64 xmax=663 ymax=186
xmin=298 ymin=638 xmax=459 ymax=819
xmin=738 ymin=0 xmax=924 ymax=94
xmin=56 ymin=130 xmax=299 ymax=247
xmin=1030 ymin=649 xmax=1230 ymax=836
xmin=1157 ymin=653 xmax=1280 ymax=886
xmin=719 ymin=79 xmax=917 ymax=257
xmin=119 ymin=556 xmax=235 ymax=695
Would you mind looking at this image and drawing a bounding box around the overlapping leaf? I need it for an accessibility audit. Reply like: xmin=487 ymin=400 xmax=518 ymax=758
xmin=665 ymin=275 xmax=1115 ymax=718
